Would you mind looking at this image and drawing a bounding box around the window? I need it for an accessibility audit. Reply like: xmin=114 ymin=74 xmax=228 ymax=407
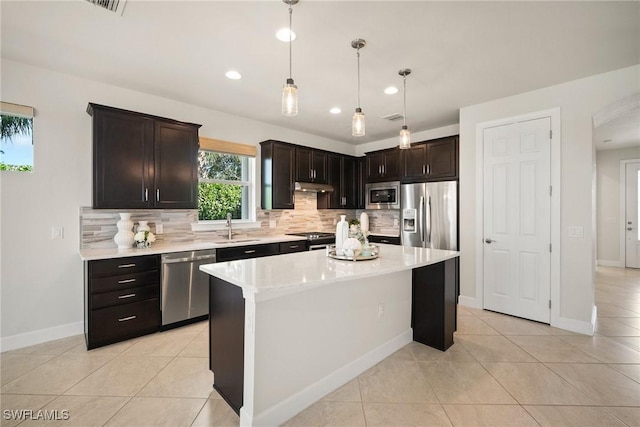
xmin=1 ymin=102 xmax=34 ymax=172
xmin=198 ymin=150 xmax=255 ymax=221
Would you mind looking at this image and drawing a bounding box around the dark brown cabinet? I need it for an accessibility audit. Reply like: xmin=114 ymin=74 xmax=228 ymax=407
xmin=295 ymin=147 xmax=327 ymax=183
xmin=401 ymin=136 xmax=458 ymax=182
xmin=88 ymin=103 xmax=201 ymax=209
xmin=217 ymin=243 xmax=280 ymax=262
xmin=260 ymin=140 xmax=295 ymax=210
xmin=368 ymin=235 xmax=401 ymax=245
xmin=85 ymin=255 xmax=160 ymax=349
xmin=319 ymin=154 xmax=358 ymax=209
xmin=366 ymin=147 xmax=400 ymax=182
xmin=279 ymin=240 xmax=308 ymax=253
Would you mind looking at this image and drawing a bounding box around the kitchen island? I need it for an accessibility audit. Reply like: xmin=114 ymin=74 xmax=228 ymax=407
xmin=200 ymin=244 xmax=459 ymax=427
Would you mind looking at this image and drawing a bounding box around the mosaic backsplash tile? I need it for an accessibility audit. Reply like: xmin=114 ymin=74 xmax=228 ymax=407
xmin=80 ymin=191 xmax=399 ymax=249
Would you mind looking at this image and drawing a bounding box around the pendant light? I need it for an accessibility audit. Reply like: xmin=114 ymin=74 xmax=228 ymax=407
xmin=351 ymin=38 xmax=366 ymax=137
xmin=281 ymin=0 xmax=299 ymax=116
xmin=398 ymin=69 xmax=412 ymax=149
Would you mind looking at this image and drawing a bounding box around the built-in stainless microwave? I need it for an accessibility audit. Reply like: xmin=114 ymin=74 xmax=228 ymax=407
xmin=365 ymin=181 xmax=401 ymax=209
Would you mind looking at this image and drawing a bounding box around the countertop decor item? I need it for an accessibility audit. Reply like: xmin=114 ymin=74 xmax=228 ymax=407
xmin=114 ymin=212 xmax=134 ymax=249
xmin=326 ymin=243 xmax=379 ymax=261
xmin=137 ymin=220 xmax=150 ymax=233
xmin=335 ymin=214 xmax=348 ymax=255
xmin=134 ymin=230 xmax=156 ymax=249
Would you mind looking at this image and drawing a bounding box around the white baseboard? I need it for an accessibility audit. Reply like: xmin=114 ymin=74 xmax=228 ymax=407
xmin=596 ymin=259 xmax=624 ymax=267
xmin=458 ymin=295 xmax=481 ymax=309
xmin=551 ymin=308 xmax=596 ymax=336
xmin=245 ymin=329 xmax=413 ymax=427
xmin=0 ymin=321 xmax=84 ymax=352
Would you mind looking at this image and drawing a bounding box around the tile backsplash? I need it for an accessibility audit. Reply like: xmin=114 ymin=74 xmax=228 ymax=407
xmin=80 ymin=191 xmax=399 ymax=249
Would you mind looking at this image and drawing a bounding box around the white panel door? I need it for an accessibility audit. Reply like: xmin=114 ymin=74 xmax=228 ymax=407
xmin=483 ymin=117 xmax=551 ymax=323
xmin=625 ymin=162 xmax=640 ymax=268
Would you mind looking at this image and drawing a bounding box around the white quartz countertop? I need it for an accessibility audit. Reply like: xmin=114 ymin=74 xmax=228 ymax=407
xmin=200 ymin=244 xmax=459 ymax=301
xmin=79 ymin=235 xmax=307 ymax=261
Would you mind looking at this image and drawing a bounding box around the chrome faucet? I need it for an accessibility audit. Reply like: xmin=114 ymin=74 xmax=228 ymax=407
xmin=226 ymin=213 xmax=233 ymax=240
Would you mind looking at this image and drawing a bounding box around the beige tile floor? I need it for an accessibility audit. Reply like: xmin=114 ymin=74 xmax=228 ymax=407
xmin=1 ymin=266 xmax=639 ymax=426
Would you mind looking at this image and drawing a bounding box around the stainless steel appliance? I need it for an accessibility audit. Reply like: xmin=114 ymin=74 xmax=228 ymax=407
xmin=401 ymin=181 xmax=457 ymax=250
xmin=286 ymin=232 xmax=335 ymax=250
xmin=365 ymin=181 xmax=401 ymax=210
xmin=161 ymin=249 xmax=216 ymax=327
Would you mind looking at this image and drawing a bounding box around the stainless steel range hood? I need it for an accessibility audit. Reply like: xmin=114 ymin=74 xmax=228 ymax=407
xmin=294 ymin=182 xmax=334 ymax=193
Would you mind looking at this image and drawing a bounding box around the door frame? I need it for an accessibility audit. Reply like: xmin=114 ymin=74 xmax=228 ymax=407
xmin=475 ymin=107 xmax=561 ymax=326
xmin=620 ymin=159 xmax=640 ymax=268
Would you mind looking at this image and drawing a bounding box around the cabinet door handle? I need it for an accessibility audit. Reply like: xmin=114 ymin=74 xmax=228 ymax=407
xmin=289 ymin=245 xmax=299 ymax=249
xmin=422 ymin=165 xmax=426 ymax=175
xmin=118 ymin=293 xmax=136 ymax=299
xmin=156 ymin=188 xmax=160 ymax=202
xmin=118 ymin=315 xmax=137 ymax=322
xmin=118 ymin=278 xmax=136 ymax=284
xmin=427 ymin=164 xmax=430 ymax=175
xmin=144 ymin=188 xmax=148 ymax=202
xmin=244 ymin=249 xmax=256 ymax=254
xmin=118 ymin=263 xmax=136 ymax=269
xmin=382 ymin=165 xmax=385 ymax=175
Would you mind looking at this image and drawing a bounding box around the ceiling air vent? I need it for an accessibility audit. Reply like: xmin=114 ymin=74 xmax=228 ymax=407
xmin=381 ymin=113 xmax=404 ymax=122
xmin=85 ymin=0 xmax=127 ymax=15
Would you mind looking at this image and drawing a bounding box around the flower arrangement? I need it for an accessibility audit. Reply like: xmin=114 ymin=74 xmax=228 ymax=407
xmin=348 ymin=219 xmax=369 ymax=246
xmin=134 ymin=230 xmax=156 ymax=248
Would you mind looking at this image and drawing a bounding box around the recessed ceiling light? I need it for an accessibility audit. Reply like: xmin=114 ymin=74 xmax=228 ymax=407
xmin=225 ymin=70 xmax=242 ymax=80
xmin=384 ymin=86 xmax=399 ymax=95
xmin=330 ymin=107 xmax=342 ymax=114
xmin=276 ymin=28 xmax=297 ymax=42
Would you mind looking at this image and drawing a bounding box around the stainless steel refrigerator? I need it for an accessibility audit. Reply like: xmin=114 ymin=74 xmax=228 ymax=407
xmin=401 ymin=181 xmax=457 ymax=250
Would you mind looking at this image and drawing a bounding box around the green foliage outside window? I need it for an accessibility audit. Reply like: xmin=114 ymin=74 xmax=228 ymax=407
xmin=1 ymin=115 xmax=33 ymax=172
xmin=198 ymin=151 xmax=247 ymax=220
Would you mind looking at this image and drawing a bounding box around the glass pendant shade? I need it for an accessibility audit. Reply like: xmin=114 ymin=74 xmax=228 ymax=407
xmin=352 ymin=107 xmax=365 ymax=137
xmin=282 ymin=78 xmax=298 ymax=116
xmin=399 ymin=125 xmax=411 ymax=149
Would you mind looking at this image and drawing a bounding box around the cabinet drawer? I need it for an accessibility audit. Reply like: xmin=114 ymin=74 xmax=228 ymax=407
xmin=91 ymin=284 xmax=159 ymax=309
xmin=90 ymin=299 xmax=159 ymax=347
xmin=89 ymin=255 xmax=159 ymax=277
xmin=279 ymin=241 xmax=307 ymax=253
xmin=90 ymin=270 xmax=159 ymax=293
xmin=369 ymin=235 xmax=401 ymax=245
xmin=217 ymin=243 xmax=279 ymax=262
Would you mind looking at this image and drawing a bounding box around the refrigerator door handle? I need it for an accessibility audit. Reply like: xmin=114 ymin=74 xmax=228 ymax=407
xmin=419 ymin=196 xmax=425 ymax=242
xmin=426 ymin=195 xmax=432 ymax=244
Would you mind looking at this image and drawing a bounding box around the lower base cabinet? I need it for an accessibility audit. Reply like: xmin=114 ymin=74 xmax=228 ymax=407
xmin=209 ymin=277 xmax=245 ymax=415
xmin=85 ymin=255 xmax=160 ymax=349
xmin=411 ymin=257 xmax=458 ymax=351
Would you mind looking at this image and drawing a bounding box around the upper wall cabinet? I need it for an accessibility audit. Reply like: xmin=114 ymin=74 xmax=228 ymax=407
xmin=260 ymin=140 xmax=295 ymax=210
xmin=295 ymin=146 xmax=327 ymax=184
xmin=88 ymin=103 xmax=201 ymax=209
xmin=365 ymin=147 xmax=400 ymax=182
xmin=401 ymin=135 xmax=458 ymax=182
xmin=318 ymin=153 xmax=358 ymax=209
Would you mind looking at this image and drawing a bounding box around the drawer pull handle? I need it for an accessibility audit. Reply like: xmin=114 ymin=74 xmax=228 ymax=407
xmin=118 ymin=316 xmax=137 ymax=322
xmin=118 ymin=278 xmax=136 ymax=284
xmin=290 ymin=245 xmax=299 ymax=248
xmin=244 ymin=249 xmax=256 ymax=254
xmin=118 ymin=293 xmax=136 ymax=299
xmin=118 ymin=264 xmax=136 ymax=268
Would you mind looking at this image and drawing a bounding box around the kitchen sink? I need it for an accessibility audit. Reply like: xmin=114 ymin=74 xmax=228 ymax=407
xmin=210 ymin=238 xmax=260 ymax=244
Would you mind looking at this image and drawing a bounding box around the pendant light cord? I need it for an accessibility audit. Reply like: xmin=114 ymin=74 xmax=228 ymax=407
xmin=357 ymin=48 xmax=361 ymax=108
xmin=402 ymin=74 xmax=407 ymax=126
xmin=288 ymin=5 xmax=293 ymax=79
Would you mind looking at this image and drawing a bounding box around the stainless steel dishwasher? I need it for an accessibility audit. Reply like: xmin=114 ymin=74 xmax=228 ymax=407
xmin=161 ymin=249 xmax=216 ymax=327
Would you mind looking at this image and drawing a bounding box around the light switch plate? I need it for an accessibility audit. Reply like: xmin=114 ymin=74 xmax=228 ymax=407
xmin=155 ymin=223 xmax=163 ymax=234
xmin=568 ymin=226 xmax=584 ymax=238
xmin=51 ymin=226 xmax=64 ymax=239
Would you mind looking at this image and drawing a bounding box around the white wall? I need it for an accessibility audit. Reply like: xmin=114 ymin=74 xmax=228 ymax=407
xmin=596 ymin=146 xmax=640 ymax=266
xmin=459 ymin=65 xmax=640 ymax=331
xmin=0 ymin=59 xmax=354 ymax=350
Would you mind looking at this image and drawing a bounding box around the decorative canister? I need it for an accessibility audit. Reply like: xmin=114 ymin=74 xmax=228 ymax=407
xmin=137 ymin=221 xmax=151 ymax=233
xmin=114 ymin=213 xmax=134 ymax=249
xmin=335 ymin=215 xmax=348 ymax=255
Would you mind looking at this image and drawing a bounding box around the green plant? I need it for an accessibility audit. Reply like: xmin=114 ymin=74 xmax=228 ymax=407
xmin=198 ymin=183 xmax=242 ymax=220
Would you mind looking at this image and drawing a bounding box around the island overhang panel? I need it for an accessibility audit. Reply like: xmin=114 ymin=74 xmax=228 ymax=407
xmin=200 ymin=245 xmax=459 ymax=426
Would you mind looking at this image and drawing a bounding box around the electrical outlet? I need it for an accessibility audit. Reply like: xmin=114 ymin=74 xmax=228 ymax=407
xmin=51 ymin=226 xmax=64 ymax=240
xmin=155 ymin=223 xmax=164 ymax=234
xmin=568 ymin=226 xmax=584 ymax=238
xmin=378 ymin=303 xmax=385 ymax=319
xmin=393 ymin=218 xmax=399 ymax=227
xmin=269 ymin=220 xmax=277 ymax=228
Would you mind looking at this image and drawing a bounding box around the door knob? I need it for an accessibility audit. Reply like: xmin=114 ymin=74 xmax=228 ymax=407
xmin=628 ymin=227 xmax=633 ymax=231
xmin=485 ymin=238 xmax=495 ymax=244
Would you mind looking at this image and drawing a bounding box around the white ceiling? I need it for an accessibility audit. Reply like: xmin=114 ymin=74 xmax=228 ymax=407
xmin=1 ymin=1 xmax=639 ymax=145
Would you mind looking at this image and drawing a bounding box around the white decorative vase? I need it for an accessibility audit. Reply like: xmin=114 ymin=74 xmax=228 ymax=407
xmin=360 ymin=212 xmax=369 ymax=234
xmin=335 ymin=215 xmax=348 ymax=255
xmin=114 ymin=213 xmax=134 ymax=249
xmin=137 ymin=221 xmax=150 ymax=233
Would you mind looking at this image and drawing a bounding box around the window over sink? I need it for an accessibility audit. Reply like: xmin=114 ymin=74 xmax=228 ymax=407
xmin=197 ymin=138 xmax=256 ymax=223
